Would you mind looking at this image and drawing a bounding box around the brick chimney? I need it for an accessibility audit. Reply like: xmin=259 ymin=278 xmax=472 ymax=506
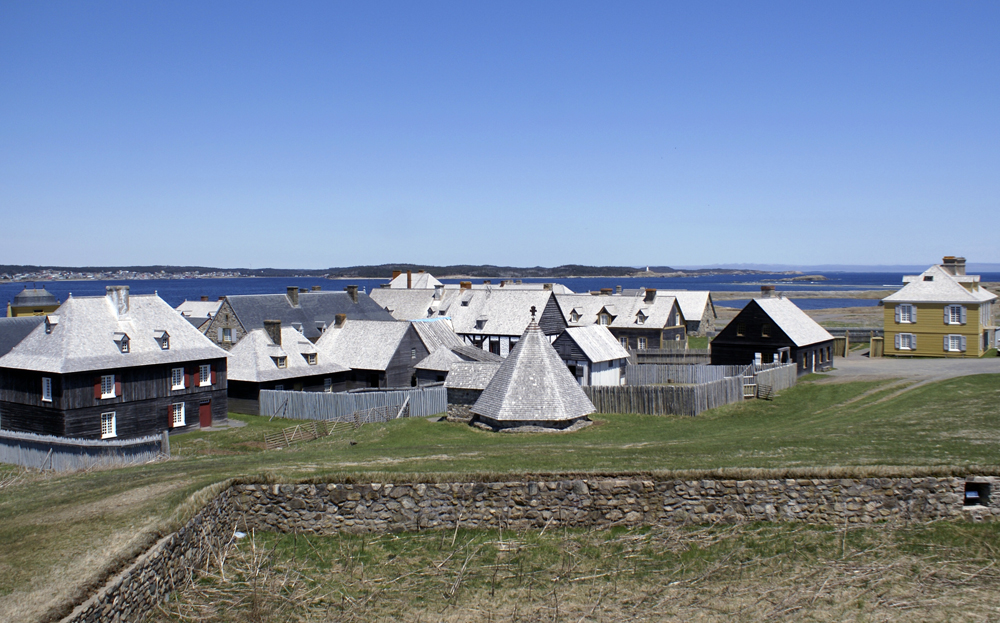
xmin=263 ymin=319 xmax=282 ymax=345
xmin=942 ymin=256 xmax=966 ymax=276
xmin=392 ymin=270 xmax=402 ymax=280
xmin=345 ymin=285 xmax=358 ymax=303
xmin=311 ymin=285 xmax=321 ymax=291
xmin=286 ymin=286 xmax=299 ymax=307
xmin=761 ymin=285 xmax=776 ymax=298
xmin=543 ymin=283 xmax=553 ymax=291
xmin=601 ymin=288 xmax=613 ymax=296
xmin=644 ymin=288 xmax=656 ymax=303
xmin=335 ymin=313 xmax=347 ymax=328
xmin=615 ymin=285 xmax=622 ymax=294
xmin=200 ymin=295 xmax=209 ymax=302
xmin=106 ymin=286 xmax=130 ymax=319
xmin=407 ymin=270 xmax=412 ymax=289
xmin=460 ymin=281 xmax=472 ymax=290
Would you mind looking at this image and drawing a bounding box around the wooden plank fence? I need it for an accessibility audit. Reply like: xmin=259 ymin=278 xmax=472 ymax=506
xmin=259 ymin=386 xmax=447 ymax=422
xmin=0 ymin=430 xmax=167 ymax=471
xmin=753 ymin=363 xmax=797 ymax=394
xmin=626 ymin=364 xmax=746 ymax=385
xmin=584 ymin=377 xmax=743 ymax=417
xmin=629 ymin=349 xmax=712 ymax=365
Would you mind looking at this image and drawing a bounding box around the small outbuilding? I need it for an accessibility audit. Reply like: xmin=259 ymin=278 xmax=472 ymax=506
xmin=470 ymin=310 xmax=596 ymax=431
xmin=551 ymin=325 xmax=629 ymax=386
xmin=443 ymin=361 xmax=502 ymax=420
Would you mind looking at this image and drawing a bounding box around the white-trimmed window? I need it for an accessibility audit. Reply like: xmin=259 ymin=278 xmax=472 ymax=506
xmin=222 ymin=327 xmax=232 ymax=343
xmin=199 ymin=364 xmax=212 ymax=386
xmin=945 ymin=305 xmax=966 ymax=325
xmin=172 ymin=403 xmax=185 ymax=427
xmin=895 ymin=333 xmax=916 ymax=351
xmin=636 ymin=311 xmax=646 ymax=325
xmin=323 ymin=378 xmax=333 ymax=392
xmin=945 ymin=334 xmax=966 ymax=352
xmin=599 ymin=314 xmax=610 ymax=326
xmin=619 ymin=337 xmax=628 ymax=348
xmin=171 ymin=368 xmax=185 ymax=390
xmin=101 ymin=374 xmax=116 ymax=399
xmin=101 ymin=412 xmax=116 ymax=438
xmin=304 ymin=353 xmax=317 ymax=365
xmin=42 ymin=377 xmax=52 ymax=402
xmin=638 ymin=337 xmax=648 ymax=349
xmin=896 ymin=304 xmax=915 ymax=324
xmin=273 ymin=356 xmax=287 ymax=369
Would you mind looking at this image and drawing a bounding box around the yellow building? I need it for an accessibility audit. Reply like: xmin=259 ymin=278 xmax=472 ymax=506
xmin=882 ymin=257 xmax=996 ymax=357
xmin=6 ymin=286 xmax=61 ymax=317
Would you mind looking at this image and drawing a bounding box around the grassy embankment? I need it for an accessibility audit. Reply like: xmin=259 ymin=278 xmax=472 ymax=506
xmin=1 ymin=374 xmax=999 ymax=621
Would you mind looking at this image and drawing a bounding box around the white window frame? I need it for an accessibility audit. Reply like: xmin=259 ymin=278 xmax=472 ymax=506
xmin=947 ymin=306 xmax=961 ymax=325
xmin=897 ymin=333 xmax=916 ymax=351
xmin=619 ymin=337 xmax=628 ymax=348
xmin=42 ymin=377 xmax=52 ymax=402
xmin=199 ymin=364 xmax=212 ymax=386
xmin=323 ymin=378 xmax=333 ymax=393
xmin=172 ymin=402 xmax=185 ymax=427
xmin=599 ymin=314 xmax=610 ymax=326
xmin=101 ymin=374 xmax=116 ymax=399
xmin=304 ymin=353 xmax=317 ymax=365
xmin=897 ymin=304 xmax=914 ymax=324
xmin=171 ymin=367 xmax=185 ymax=391
xmin=222 ymin=327 xmax=232 ymax=343
xmin=101 ymin=411 xmax=117 ymax=438
xmin=946 ymin=334 xmax=966 ymax=352
xmin=637 ymin=337 xmax=648 ymax=349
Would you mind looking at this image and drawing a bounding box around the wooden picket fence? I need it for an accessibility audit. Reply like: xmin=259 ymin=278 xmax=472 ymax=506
xmin=625 ymin=364 xmax=746 ymax=385
xmin=259 ymin=386 xmax=445 ymax=422
xmin=584 ymin=377 xmax=744 ymax=417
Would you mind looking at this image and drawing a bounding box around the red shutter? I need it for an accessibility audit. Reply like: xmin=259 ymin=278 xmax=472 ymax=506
xmin=114 ymin=375 xmax=121 ymax=398
xmin=210 ymin=368 xmax=216 ymax=385
xmin=184 ymin=368 xmax=191 ymax=389
xmin=168 ymin=404 xmax=173 ymax=428
xmin=94 ymin=377 xmax=101 ymax=400
xmin=193 ymin=367 xmax=200 ymax=387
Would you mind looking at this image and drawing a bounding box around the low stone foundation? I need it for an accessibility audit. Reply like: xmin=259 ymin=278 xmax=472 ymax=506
xmin=60 ymin=474 xmax=1000 ymax=622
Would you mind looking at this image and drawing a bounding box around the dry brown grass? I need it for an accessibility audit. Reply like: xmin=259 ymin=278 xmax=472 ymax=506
xmin=146 ymin=521 xmax=1000 ymax=622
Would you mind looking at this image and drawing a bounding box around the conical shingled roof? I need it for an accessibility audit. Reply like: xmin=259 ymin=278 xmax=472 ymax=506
xmin=471 ymin=320 xmax=595 ymax=423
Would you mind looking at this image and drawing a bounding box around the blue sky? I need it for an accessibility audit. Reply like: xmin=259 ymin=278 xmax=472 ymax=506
xmin=1 ymin=2 xmax=997 ymax=269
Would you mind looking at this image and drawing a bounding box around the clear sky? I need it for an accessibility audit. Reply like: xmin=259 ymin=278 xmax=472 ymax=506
xmin=1 ymin=2 xmax=997 ymax=269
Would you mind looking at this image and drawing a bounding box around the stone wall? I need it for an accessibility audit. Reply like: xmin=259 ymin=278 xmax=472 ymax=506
xmin=231 ymin=476 xmax=1000 ymax=536
xmin=62 ymin=486 xmax=242 ymax=623
xmin=60 ymin=474 xmax=1000 ymax=622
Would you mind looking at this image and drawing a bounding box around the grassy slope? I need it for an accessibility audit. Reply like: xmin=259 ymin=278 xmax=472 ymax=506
xmin=1 ymin=374 xmax=999 ymax=621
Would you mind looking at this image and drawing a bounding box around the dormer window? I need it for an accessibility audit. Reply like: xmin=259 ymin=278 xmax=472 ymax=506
xmin=636 ymin=311 xmax=647 ymax=325
xmin=114 ymin=333 xmax=130 ymax=353
xmin=924 ymin=275 xmax=933 ymax=281
xmin=45 ymin=315 xmax=59 ymax=334
xmin=303 ymin=353 xmax=317 ymax=365
xmin=475 ymin=318 xmax=487 ymax=330
xmin=599 ymin=314 xmax=610 ymax=326
xmin=155 ymin=330 xmax=170 ymax=350
xmin=570 ymin=311 xmax=580 ymax=323
xmin=272 ymin=356 xmax=287 ymax=369
xmin=461 ymin=299 xmax=471 ymax=307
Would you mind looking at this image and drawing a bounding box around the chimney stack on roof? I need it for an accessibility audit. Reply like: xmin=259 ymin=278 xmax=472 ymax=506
xmin=644 ymin=288 xmax=656 ymax=303
xmin=460 ymin=281 xmax=472 ymax=290
xmin=434 ymin=284 xmax=444 ymax=300
xmin=335 ymin=313 xmax=347 ymax=328
xmin=600 ymin=288 xmax=613 ymax=296
xmin=200 ymin=295 xmax=209 ymax=302
xmin=345 ymin=285 xmax=359 ymax=303
xmin=106 ymin=286 xmax=130 ymax=319
xmin=286 ymin=286 xmax=299 ymax=307
xmin=615 ymin=285 xmax=622 ymax=294
xmin=761 ymin=285 xmax=776 ymax=298
xmin=407 ymin=270 xmax=412 ymax=289
xmin=263 ymin=319 xmax=282 ymax=346
xmin=392 ymin=270 xmax=402 ymax=280
xmin=942 ymin=256 xmax=967 ymax=276
xmin=543 ymin=283 xmax=553 ymax=291
xmin=312 ymin=285 xmax=321 ymax=291
xmin=218 ymin=296 xmax=225 ymax=301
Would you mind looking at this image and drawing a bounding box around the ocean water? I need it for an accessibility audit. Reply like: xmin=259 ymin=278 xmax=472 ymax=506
xmin=3 ymin=272 xmax=998 ymax=310
xmin=714 ymin=298 xmax=881 ymax=310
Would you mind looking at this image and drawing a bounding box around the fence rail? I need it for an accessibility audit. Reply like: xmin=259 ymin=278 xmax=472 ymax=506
xmin=0 ymin=430 xmax=167 ymax=471
xmin=584 ymin=377 xmax=744 ymax=417
xmin=626 ymin=364 xmax=744 ymax=385
xmin=753 ymin=363 xmax=798 ymax=394
xmin=629 ymin=349 xmax=712 ymax=365
xmin=259 ymin=386 xmax=446 ymax=422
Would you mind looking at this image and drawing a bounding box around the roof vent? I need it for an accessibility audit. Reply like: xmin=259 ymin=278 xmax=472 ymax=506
xmin=44 ymin=315 xmax=59 ymax=334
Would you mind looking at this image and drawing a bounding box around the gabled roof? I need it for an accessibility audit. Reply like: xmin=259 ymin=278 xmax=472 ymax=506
xmin=449 ymin=290 xmax=557 ymax=336
xmin=225 ymin=291 xmax=394 ymax=341
xmin=560 ymin=326 xmax=631 ymax=363
xmin=314 ymin=319 xmax=411 ymax=371
xmin=554 ymin=292 xmax=683 ymax=330
xmin=657 ymin=291 xmax=716 ymax=321
xmin=412 ymin=319 xmax=502 ymax=371
xmin=752 ymin=298 xmax=834 ymax=347
xmin=0 ymin=317 xmax=45 ymax=358
xmin=471 ymin=321 xmax=595 ymax=422
xmin=387 ymin=272 xmax=444 ymax=289
xmin=227 ymin=327 xmax=348 ymax=383
xmin=882 ymin=265 xmax=997 ymax=304
xmin=0 ymin=293 xmax=228 ymax=374
xmin=444 ymin=361 xmax=502 ymax=390
xmin=370 ymin=288 xmax=452 ymax=320
xmin=410 ymin=318 xmax=464 ymax=352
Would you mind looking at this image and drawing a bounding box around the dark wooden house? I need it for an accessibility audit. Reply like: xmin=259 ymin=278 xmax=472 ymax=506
xmin=554 ymin=289 xmax=687 ymax=350
xmin=315 ymin=319 xmax=429 ymax=389
xmin=0 ymin=287 xmax=229 ymax=440
xmin=711 ymin=297 xmax=835 ymax=375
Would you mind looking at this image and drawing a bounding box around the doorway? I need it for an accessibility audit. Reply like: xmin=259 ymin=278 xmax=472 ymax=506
xmin=199 ymin=401 xmax=212 ymax=428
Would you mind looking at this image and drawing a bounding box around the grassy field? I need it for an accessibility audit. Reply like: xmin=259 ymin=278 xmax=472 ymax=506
xmin=147 ymin=521 xmax=1000 ymax=622
xmin=2 ymin=374 xmax=999 ymax=621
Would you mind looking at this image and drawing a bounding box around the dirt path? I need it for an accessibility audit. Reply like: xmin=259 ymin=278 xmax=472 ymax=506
xmin=815 ymin=356 xmax=1000 ymax=384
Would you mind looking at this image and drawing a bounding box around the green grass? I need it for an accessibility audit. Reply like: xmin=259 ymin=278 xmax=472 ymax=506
xmin=686 ymin=335 xmax=709 ymax=349
xmin=3 ymin=374 xmax=1000 ymax=622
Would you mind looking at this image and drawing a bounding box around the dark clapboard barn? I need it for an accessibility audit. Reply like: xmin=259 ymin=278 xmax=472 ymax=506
xmin=0 ymin=286 xmax=229 ymax=440
xmin=710 ymin=296 xmax=835 ymax=375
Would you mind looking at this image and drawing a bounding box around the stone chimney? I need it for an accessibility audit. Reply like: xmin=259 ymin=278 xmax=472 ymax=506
xmin=601 ymin=288 xmax=613 ymax=296
xmin=392 ymin=270 xmax=402 ymax=280
xmin=263 ymin=319 xmax=282 ymax=346
xmin=761 ymin=285 xmax=776 ymax=298
xmin=644 ymin=288 xmax=656 ymax=303
xmin=200 ymin=295 xmax=209 ymax=302
xmin=345 ymin=285 xmax=358 ymax=303
xmin=460 ymin=281 xmax=472 ymax=290
xmin=483 ymin=280 xmax=491 ymax=285
xmin=615 ymin=285 xmax=622 ymax=294
xmin=311 ymin=285 xmax=321 ymax=291
xmin=543 ymin=283 xmax=553 ymax=291
xmin=106 ymin=286 xmax=130 ymax=319
xmin=335 ymin=313 xmax=347 ymax=328
xmin=286 ymin=286 xmax=299 ymax=307
xmin=407 ymin=270 xmax=412 ymax=289
xmin=434 ymin=284 xmax=444 ymax=300
xmin=942 ymin=256 xmax=966 ymax=276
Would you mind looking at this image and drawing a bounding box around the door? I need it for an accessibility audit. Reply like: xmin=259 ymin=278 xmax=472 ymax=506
xmin=199 ymin=401 xmax=212 ymax=428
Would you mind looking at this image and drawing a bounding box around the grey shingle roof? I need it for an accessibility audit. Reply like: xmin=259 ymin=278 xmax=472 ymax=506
xmin=411 ymin=319 xmax=465 ymax=352
xmin=753 ymin=298 xmax=835 ymax=347
xmin=0 ymin=292 xmax=229 ymax=374
xmin=387 ymin=272 xmax=444 ymax=289
xmin=226 ymin=291 xmax=394 ymax=341
xmin=471 ymin=321 xmax=595 ymax=422
xmin=0 ymin=317 xmax=45 ymax=358
xmin=314 ymin=319 xmax=410 ymax=371
xmin=11 ymin=287 xmax=59 ymax=308
xmin=444 ymin=361 xmax=502 ymax=390
xmin=561 ymin=326 xmax=631 ymax=363
xmin=882 ymin=265 xmax=997 ymax=304
xmin=227 ymin=327 xmax=348 ymax=383
xmin=657 ymin=291 xmax=715 ymax=322
xmin=555 ymin=292 xmax=683 ymax=330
